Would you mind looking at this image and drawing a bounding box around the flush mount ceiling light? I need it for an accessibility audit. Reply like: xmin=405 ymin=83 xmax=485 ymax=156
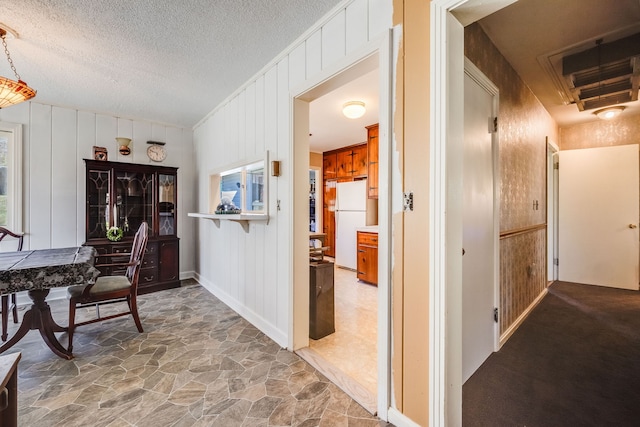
xmin=0 ymin=25 xmax=36 ymax=109
xmin=342 ymin=101 xmax=366 ymax=119
xmin=594 ymin=106 xmax=625 ymax=120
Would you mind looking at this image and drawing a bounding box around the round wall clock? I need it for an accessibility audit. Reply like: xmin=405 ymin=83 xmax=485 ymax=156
xmin=147 ymin=144 xmax=167 ymax=162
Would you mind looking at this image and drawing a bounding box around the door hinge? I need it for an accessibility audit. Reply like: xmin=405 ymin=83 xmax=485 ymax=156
xmin=488 ymin=117 xmax=498 ymax=133
xmin=403 ymin=191 xmax=414 ymax=211
xmin=494 ymin=307 xmax=499 ymax=323
xmin=554 ymin=258 xmax=559 ymax=266
xmin=554 ymin=162 xmax=559 ymax=170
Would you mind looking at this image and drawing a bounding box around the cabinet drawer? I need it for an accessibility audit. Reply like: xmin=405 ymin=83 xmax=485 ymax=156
xmin=357 ymin=232 xmax=378 ymax=247
xmin=138 ymin=267 xmax=158 ymax=286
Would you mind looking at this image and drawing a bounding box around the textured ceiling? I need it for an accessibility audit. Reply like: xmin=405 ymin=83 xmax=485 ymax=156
xmin=1 ymin=0 xmax=342 ymax=128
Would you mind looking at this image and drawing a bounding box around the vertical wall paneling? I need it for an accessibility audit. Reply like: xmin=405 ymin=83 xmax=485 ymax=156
xmin=29 ymin=103 xmax=53 ymax=249
xmin=263 ymin=65 xmax=279 ymax=325
xmin=306 ymin=31 xmax=322 ymax=80
xmin=132 ymin=121 xmax=152 ymax=165
xmin=0 ymin=102 xmax=29 ymax=125
xmin=368 ymin=0 xmax=392 ymax=40
xmin=255 ymin=76 xmax=266 ymax=154
xmin=238 ymin=94 xmax=247 ymax=304
xmin=289 ymin=43 xmax=307 ymax=91
xmin=346 ymin=0 xmax=369 ymax=55
xmin=244 ymin=86 xmax=257 ymax=311
xmin=165 ymin=127 xmax=183 ymax=168
xmin=95 ymin=115 xmax=117 ymax=158
xmin=192 ymin=0 xmax=392 ymax=349
xmin=51 ymin=107 xmax=78 ymax=247
xmin=76 ymin=111 xmax=96 ymax=244
xmin=238 ymin=91 xmax=247 ymax=161
xmin=276 ymin=57 xmax=290 ymax=332
xmin=322 ymin=10 xmax=347 ymax=70
xmin=245 ymin=83 xmax=257 ymax=158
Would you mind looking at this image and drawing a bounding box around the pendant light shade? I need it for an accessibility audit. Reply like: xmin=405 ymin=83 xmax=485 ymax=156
xmin=0 ymin=26 xmax=36 ymax=109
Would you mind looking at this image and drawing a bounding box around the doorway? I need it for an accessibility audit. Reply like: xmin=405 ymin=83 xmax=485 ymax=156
xmin=291 ymin=37 xmax=392 ymax=418
xmin=430 ymin=0 xmax=520 ymax=424
xmin=558 ymin=144 xmax=640 ymax=289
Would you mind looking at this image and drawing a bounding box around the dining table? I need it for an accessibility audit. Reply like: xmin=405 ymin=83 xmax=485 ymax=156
xmin=0 ymin=246 xmax=99 ymax=359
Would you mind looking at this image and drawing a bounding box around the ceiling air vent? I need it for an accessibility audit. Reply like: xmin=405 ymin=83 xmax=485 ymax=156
xmin=562 ymin=33 xmax=640 ymax=111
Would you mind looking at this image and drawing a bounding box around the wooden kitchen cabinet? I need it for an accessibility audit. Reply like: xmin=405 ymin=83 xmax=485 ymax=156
xmin=322 ymin=179 xmax=336 ymax=257
xmin=323 ymin=152 xmax=337 ymax=181
xmin=335 ymin=143 xmax=367 ymax=178
xmin=366 ymin=124 xmax=379 ymax=199
xmin=84 ymin=159 xmax=180 ymax=294
xmin=357 ymin=231 xmax=378 ymax=286
xmin=322 ymin=141 xmax=368 ymax=259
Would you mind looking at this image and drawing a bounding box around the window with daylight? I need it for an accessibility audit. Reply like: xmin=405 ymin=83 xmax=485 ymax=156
xmin=0 ymin=122 xmax=22 ymax=232
xmin=209 ymin=151 xmax=268 ymax=216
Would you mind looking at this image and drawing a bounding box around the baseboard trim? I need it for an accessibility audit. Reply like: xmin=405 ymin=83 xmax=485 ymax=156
xmin=500 ymin=287 xmax=548 ymax=346
xmin=196 ymin=274 xmax=288 ymax=348
xmin=387 ymin=408 xmax=422 ymax=427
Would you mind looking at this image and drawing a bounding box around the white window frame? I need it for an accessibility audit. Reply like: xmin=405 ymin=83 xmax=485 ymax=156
xmin=0 ymin=121 xmax=23 ymax=233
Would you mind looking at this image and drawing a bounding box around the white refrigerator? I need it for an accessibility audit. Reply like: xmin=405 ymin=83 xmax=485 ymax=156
xmin=335 ymin=179 xmax=367 ymax=270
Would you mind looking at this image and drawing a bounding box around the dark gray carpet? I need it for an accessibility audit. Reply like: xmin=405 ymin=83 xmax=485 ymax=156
xmin=463 ymin=281 xmax=640 ymax=427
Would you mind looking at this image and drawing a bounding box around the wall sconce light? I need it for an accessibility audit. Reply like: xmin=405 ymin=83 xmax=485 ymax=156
xmin=116 ymin=137 xmax=132 ymax=155
xmin=342 ymin=101 xmax=366 ymax=119
xmin=271 ymin=160 xmax=281 ymax=177
xmin=594 ymin=106 xmax=625 ymax=120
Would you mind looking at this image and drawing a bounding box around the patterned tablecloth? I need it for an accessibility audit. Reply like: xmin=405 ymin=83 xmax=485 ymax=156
xmin=0 ymin=246 xmax=100 ymax=294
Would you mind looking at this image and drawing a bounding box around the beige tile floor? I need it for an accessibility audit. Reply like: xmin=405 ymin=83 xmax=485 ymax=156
xmin=309 ymin=265 xmax=378 ymax=397
xmin=2 ymin=281 xmax=392 ymax=426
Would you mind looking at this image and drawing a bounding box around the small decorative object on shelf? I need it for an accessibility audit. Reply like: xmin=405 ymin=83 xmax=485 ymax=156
xmin=215 ymin=197 xmax=241 ymax=214
xmin=116 ymin=137 xmax=132 ymax=155
xmin=106 ymin=225 xmax=123 ymax=242
xmin=93 ymin=146 xmax=108 ymax=161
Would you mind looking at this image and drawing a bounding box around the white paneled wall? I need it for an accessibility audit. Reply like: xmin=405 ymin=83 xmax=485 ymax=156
xmin=193 ymin=0 xmax=392 ymax=347
xmin=0 ymin=102 xmax=196 ymax=280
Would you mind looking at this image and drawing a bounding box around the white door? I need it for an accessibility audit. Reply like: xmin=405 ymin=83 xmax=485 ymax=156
xmin=462 ymin=62 xmax=498 ymax=383
xmin=558 ymin=145 xmax=639 ymax=290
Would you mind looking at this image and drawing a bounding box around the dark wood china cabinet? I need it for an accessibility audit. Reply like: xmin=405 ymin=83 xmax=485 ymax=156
xmin=84 ymin=159 xmax=180 ymax=294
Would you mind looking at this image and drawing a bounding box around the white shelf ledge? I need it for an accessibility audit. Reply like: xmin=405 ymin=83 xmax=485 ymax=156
xmin=188 ymin=212 xmax=269 ymax=232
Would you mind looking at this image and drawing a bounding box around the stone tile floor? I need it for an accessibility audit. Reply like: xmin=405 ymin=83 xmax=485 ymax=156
xmin=3 ymin=281 xmax=392 ymax=426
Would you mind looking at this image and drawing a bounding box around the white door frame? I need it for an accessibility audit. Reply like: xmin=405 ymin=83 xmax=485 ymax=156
xmin=430 ymin=0 xmax=517 ymax=425
xmin=290 ymin=31 xmax=394 ymax=419
xmin=547 ymin=138 xmax=559 ymax=282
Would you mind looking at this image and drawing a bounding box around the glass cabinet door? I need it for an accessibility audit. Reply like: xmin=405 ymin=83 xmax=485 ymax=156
xmin=158 ymin=173 xmax=176 ymax=235
xmin=87 ymin=169 xmax=111 ymax=239
xmin=115 ymin=171 xmax=154 ymax=238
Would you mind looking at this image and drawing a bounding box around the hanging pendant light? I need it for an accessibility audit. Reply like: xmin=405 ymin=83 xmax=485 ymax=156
xmin=0 ymin=26 xmax=36 ymax=109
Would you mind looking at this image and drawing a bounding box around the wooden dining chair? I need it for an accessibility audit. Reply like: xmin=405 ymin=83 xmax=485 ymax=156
xmin=0 ymin=227 xmax=24 ymax=342
xmin=67 ymin=222 xmax=148 ymax=354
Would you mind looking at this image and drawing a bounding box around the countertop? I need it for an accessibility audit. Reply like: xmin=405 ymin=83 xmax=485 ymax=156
xmin=357 ymin=225 xmax=379 ymax=233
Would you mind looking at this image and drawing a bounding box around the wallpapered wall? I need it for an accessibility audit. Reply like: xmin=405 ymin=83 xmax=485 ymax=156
xmin=464 ymin=23 xmax=558 ymax=335
xmin=560 ymin=114 xmax=640 ymax=150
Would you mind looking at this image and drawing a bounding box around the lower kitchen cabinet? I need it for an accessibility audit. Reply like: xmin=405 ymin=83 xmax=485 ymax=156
xmin=357 ymin=231 xmax=378 ymax=286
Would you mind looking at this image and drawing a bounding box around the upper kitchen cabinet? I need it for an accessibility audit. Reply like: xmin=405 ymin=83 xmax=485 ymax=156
xmin=335 ymin=143 xmax=367 ymax=178
xmin=366 ymin=124 xmax=379 ymax=199
xmin=323 ymin=152 xmax=337 ymax=181
xmin=84 ymin=159 xmax=180 ymax=294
